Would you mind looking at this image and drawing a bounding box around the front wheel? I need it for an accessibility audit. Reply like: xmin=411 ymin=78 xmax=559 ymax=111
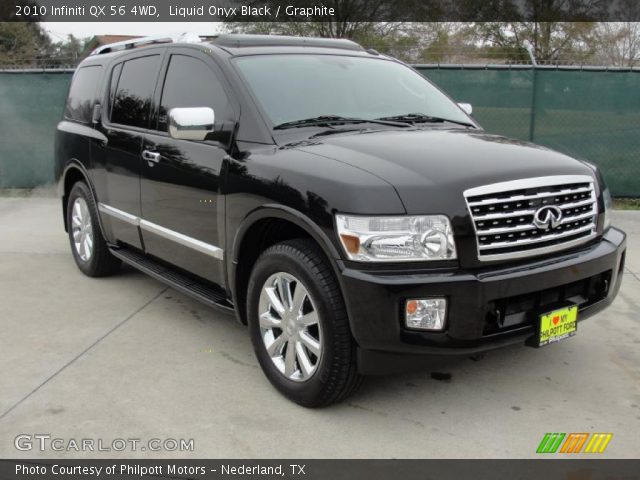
xmin=247 ymin=239 xmax=362 ymax=407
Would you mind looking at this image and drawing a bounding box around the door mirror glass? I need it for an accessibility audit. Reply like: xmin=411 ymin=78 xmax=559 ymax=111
xmin=458 ymin=103 xmax=473 ymax=115
xmin=168 ymin=107 xmax=215 ymax=140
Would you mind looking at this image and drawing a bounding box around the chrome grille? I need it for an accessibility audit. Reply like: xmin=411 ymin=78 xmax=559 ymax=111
xmin=464 ymin=175 xmax=598 ymax=261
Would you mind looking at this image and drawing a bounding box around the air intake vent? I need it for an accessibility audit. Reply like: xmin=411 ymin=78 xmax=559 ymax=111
xmin=464 ymin=175 xmax=598 ymax=261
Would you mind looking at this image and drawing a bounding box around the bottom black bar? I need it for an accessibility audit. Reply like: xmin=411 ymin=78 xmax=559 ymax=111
xmin=1 ymin=459 xmax=639 ymax=480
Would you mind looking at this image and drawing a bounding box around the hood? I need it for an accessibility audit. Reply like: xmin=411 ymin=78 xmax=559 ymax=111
xmin=294 ymin=128 xmax=595 ymax=215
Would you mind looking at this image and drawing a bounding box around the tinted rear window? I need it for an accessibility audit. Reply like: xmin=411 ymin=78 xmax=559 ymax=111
xmin=111 ymin=55 xmax=160 ymax=128
xmin=65 ymin=66 xmax=102 ymax=123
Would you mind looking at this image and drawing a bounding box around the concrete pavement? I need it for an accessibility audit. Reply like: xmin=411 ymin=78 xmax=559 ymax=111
xmin=1 ymin=197 xmax=639 ymax=458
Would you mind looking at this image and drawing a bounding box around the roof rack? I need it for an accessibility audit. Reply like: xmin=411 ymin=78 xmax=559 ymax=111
xmin=210 ymin=34 xmax=363 ymax=51
xmin=90 ymin=33 xmax=365 ymax=57
xmin=90 ymin=33 xmax=204 ymax=56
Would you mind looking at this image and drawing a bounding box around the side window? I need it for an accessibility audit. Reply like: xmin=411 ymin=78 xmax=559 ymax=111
xmin=111 ymin=55 xmax=160 ymax=128
xmin=64 ymin=65 xmax=102 ymax=123
xmin=158 ymin=54 xmax=230 ymax=133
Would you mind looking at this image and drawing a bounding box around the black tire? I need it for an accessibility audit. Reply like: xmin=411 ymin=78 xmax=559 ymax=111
xmin=66 ymin=181 xmax=121 ymax=277
xmin=247 ymin=238 xmax=363 ymax=407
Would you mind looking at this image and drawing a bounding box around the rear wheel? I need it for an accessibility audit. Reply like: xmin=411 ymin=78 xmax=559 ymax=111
xmin=66 ymin=181 xmax=120 ymax=277
xmin=247 ymin=239 xmax=362 ymax=407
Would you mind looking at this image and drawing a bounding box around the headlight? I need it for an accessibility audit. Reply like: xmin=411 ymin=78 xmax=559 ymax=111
xmin=335 ymin=214 xmax=457 ymax=262
xmin=602 ymin=187 xmax=613 ymax=231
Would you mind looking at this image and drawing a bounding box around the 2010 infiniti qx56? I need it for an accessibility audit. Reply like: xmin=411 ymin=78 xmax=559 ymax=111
xmin=55 ymin=34 xmax=626 ymax=407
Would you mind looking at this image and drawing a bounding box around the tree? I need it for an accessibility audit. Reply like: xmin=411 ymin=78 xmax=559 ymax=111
xmin=594 ymin=22 xmax=640 ymax=67
xmin=473 ymin=22 xmax=598 ymax=64
xmin=0 ymin=1 xmax=54 ymax=66
xmin=47 ymin=34 xmax=90 ymax=66
xmin=413 ymin=22 xmax=479 ymax=63
xmin=0 ymin=22 xmax=51 ymax=66
xmin=468 ymin=0 xmax=610 ymax=64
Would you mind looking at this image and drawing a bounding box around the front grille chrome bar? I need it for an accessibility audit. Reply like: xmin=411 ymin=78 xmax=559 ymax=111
xmin=471 ymin=196 xmax=595 ymax=221
xmin=478 ymin=224 xmax=594 ymax=251
xmin=466 ymin=185 xmax=593 ymax=207
xmin=476 ymin=210 xmax=597 ymax=235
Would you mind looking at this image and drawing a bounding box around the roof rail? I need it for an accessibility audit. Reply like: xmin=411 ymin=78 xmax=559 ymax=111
xmin=90 ymin=33 xmax=203 ymax=56
xmin=90 ymin=33 xmax=365 ymax=56
xmin=210 ymin=34 xmax=363 ymax=51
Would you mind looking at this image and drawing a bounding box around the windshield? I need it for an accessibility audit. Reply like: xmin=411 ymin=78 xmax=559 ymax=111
xmin=233 ymin=54 xmax=471 ymax=127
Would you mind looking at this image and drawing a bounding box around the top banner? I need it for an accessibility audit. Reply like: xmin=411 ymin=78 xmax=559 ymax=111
xmin=3 ymin=0 xmax=640 ymax=22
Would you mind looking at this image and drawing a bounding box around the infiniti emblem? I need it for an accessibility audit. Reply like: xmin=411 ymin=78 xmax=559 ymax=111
xmin=533 ymin=205 xmax=563 ymax=231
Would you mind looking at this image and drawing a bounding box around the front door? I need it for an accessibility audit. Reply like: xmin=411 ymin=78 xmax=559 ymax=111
xmin=139 ymin=50 xmax=236 ymax=285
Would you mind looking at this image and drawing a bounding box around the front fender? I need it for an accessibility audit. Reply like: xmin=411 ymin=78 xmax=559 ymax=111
xmin=229 ymin=204 xmax=345 ymax=305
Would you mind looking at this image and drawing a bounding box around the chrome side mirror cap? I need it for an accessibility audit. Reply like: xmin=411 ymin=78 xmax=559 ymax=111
xmin=458 ymin=103 xmax=473 ymax=116
xmin=168 ymin=107 xmax=215 ymax=141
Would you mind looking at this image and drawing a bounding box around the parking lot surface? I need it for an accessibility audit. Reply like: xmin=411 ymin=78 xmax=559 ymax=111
xmin=1 ymin=197 xmax=639 ymax=458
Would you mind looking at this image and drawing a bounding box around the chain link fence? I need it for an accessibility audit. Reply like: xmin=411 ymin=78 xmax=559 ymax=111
xmin=1 ymin=65 xmax=639 ymax=196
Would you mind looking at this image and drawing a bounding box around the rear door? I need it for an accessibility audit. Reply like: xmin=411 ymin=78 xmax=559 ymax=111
xmin=92 ymin=52 xmax=163 ymax=249
xmin=139 ymin=48 xmax=237 ymax=285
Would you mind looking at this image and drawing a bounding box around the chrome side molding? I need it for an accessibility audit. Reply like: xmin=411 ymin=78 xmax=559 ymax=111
xmin=98 ymin=203 xmax=139 ymax=226
xmin=139 ymin=219 xmax=224 ymax=260
xmin=97 ymin=203 xmax=223 ymax=260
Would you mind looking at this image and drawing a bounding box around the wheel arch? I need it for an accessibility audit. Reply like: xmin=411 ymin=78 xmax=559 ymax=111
xmin=60 ymin=161 xmax=104 ymax=235
xmin=229 ymin=205 xmax=345 ymax=325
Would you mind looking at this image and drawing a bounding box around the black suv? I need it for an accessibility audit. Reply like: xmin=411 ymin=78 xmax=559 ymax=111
xmin=55 ymin=34 xmax=626 ymax=407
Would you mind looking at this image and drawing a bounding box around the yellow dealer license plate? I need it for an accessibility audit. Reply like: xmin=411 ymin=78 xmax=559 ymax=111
xmin=538 ymin=305 xmax=578 ymax=347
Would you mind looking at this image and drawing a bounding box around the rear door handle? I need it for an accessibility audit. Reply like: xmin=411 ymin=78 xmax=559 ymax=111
xmin=142 ymin=150 xmax=161 ymax=166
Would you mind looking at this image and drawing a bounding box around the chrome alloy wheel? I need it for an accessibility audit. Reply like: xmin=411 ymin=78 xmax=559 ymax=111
xmin=258 ymin=272 xmax=323 ymax=382
xmin=71 ymin=197 xmax=94 ymax=262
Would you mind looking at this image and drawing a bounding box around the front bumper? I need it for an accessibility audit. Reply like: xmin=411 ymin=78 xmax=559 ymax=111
xmin=339 ymin=228 xmax=626 ymax=373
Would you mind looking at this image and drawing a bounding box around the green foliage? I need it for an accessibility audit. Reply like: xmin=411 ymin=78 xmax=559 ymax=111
xmin=0 ymin=25 xmax=90 ymax=67
xmin=474 ymin=22 xmax=598 ymax=63
xmin=47 ymin=34 xmax=91 ymax=66
xmin=0 ymin=22 xmax=50 ymax=65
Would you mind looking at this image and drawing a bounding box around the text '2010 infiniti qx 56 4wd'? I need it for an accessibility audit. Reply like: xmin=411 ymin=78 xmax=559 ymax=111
xmin=55 ymin=34 xmax=626 ymax=407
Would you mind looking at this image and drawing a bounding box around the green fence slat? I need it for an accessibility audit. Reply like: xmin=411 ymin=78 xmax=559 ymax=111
xmin=0 ymin=72 xmax=72 ymax=188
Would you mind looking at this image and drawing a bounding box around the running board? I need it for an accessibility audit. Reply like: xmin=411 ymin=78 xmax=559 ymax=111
xmin=110 ymin=247 xmax=234 ymax=314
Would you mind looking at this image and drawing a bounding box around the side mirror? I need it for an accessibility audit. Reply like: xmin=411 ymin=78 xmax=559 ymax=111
xmin=458 ymin=103 xmax=473 ymax=116
xmin=168 ymin=107 xmax=215 ymax=141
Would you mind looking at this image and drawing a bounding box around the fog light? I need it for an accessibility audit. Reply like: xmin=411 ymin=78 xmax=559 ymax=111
xmin=405 ymin=298 xmax=447 ymax=331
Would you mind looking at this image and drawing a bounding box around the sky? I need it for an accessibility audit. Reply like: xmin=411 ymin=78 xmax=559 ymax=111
xmin=41 ymin=22 xmax=225 ymax=41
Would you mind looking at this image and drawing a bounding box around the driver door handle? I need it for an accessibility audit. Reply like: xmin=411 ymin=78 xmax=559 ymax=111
xmin=142 ymin=150 xmax=161 ymax=166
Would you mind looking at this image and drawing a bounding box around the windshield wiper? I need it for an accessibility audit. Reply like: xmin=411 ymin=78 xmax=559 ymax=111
xmin=273 ymin=115 xmax=409 ymax=130
xmin=376 ymin=113 xmax=475 ymax=128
